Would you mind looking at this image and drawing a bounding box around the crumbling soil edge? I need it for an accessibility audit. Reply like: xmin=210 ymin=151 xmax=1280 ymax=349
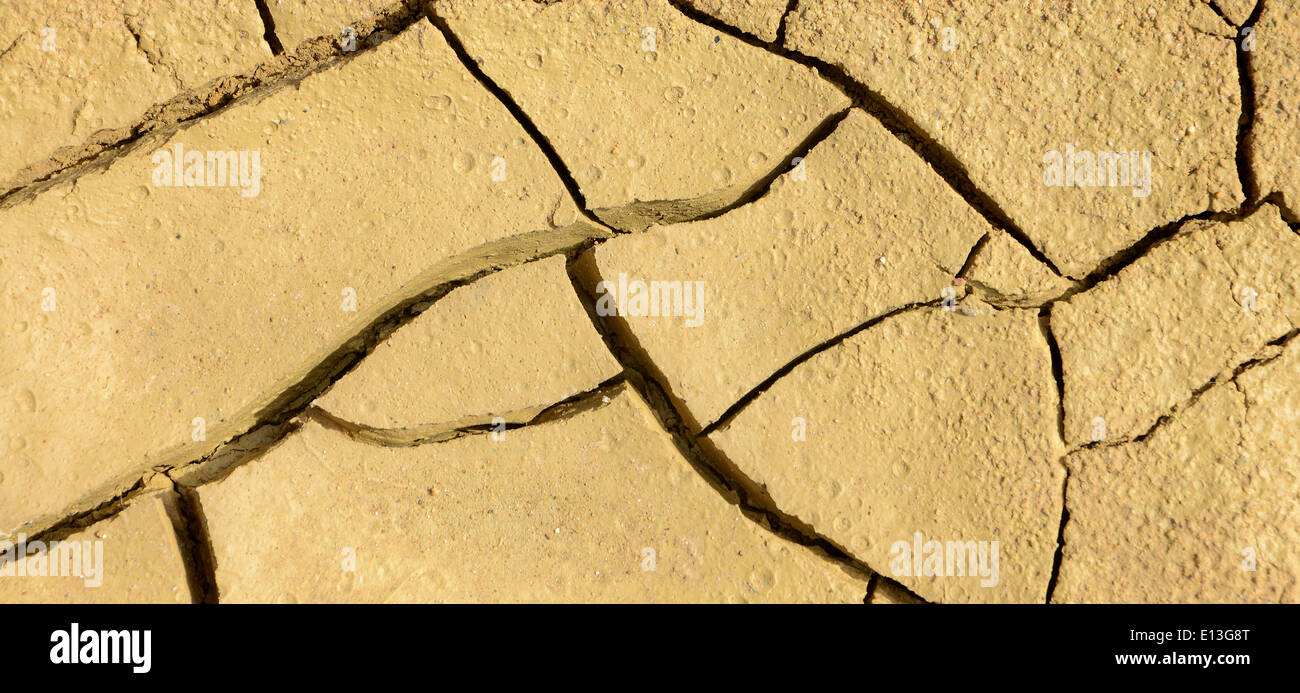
xmin=16 ymin=231 xmax=605 ymax=540
xmin=0 ymin=0 xmax=426 ymax=208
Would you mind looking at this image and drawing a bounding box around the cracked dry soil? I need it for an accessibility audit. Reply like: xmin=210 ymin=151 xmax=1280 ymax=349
xmin=1 ymin=0 xmax=1297 ymax=604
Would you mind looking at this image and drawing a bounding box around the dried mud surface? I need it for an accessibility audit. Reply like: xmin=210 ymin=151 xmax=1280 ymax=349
xmin=2 ymin=0 xmax=1296 ymax=604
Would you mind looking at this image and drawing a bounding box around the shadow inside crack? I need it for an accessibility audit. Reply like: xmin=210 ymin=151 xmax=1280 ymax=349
xmin=1070 ymin=326 xmax=1299 ymax=454
xmin=665 ymin=0 xmax=1067 ymax=279
xmin=1 ymin=0 xmax=429 ymax=208
xmin=591 ymin=108 xmax=852 ymax=232
xmin=305 ymin=375 xmax=627 ymax=448
xmin=567 ymin=247 xmax=925 ymax=601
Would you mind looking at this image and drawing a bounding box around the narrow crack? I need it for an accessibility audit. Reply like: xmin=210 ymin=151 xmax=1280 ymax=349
xmin=167 ymin=485 xmax=221 ymax=604
xmin=1059 ymin=209 xmax=1221 ymax=298
xmin=1073 ymin=326 xmax=1299 ymax=453
xmin=6 ymin=0 xmax=628 ymax=536
xmin=1261 ymin=191 xmax=1300 ymax=227
xmin=701 ymin=299 xmax=940 ymax=436
xmin=1 ymin=0 xmax=426 ymax=208
xmin=869 ymin=575 xmax=928 ymax=604
xmin=427 ymin=10 xmax=593 ymax=222
xmin=676 ymin=106 xmax=851 ymax=225
xmin=671 ymin=0 xmax=1277 ymax=290
xmin=774 ymin=0 xmax=800 ymax=45
xmin=566 ymin=252 xmax=927 ymax=603
xmin=1039 ymin=306 xmax=1067 ymax=445
xmin=582 ymin=106 xmax=851 ymax=231
xmin=19 ymin=234 xmax=603 ymax=535
xmin=1206 ymin=1 xmax=1241 ymax=29
xmin=168 ymin=420 xmax=301 ymax=489
xmin=306 ymin=375 xmax=627 ymax=448
xmin=1047 ymin=318 xmax=1294 ymax=601
xmin=1044 ymin=468 xmax=1071 ymax=604
xmin=161 ymin=234 xmax=604 ymax=488
xmin=1234 ymin=0 xmax=1266 ymax=204
xmin=997 ymin=198 xmax=1287 ymax=308
xmin=254 ymin=0 xmax=286 ymax=55
xmin=0 ymin=475 xmax=198 ymax=581
xmin=4 ymin=475 xmax=156 ymax=550
xmin=955 ymin=233 xmax=990 ymax=279
xmin=200 ymin=240 xmax=599 ymax=453
xmin=431 ymin=7 xmax=852 ymax=233
xmin=3 ymin=0 xmax=1273 ymax=606
xmin=965 ymin=279 xmax=1078 ymax=310
xmin=665 ymin=0 xmax=1067 ymax=278
xmin=863 ymin=573 xmax=879 ymax=604
xmin=0 ymin=31 xmax=31 ymax=63
xmin=1041 ymin=303 xmax=1070 ymax=604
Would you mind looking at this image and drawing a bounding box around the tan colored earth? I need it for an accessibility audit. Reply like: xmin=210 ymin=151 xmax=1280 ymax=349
xmin=1 ymin=0 xmax=1296 ymax=604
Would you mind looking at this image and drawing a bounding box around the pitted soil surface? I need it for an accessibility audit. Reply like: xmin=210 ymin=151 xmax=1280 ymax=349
xmin=2 ymin=0 xmax=1296 ymax=604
